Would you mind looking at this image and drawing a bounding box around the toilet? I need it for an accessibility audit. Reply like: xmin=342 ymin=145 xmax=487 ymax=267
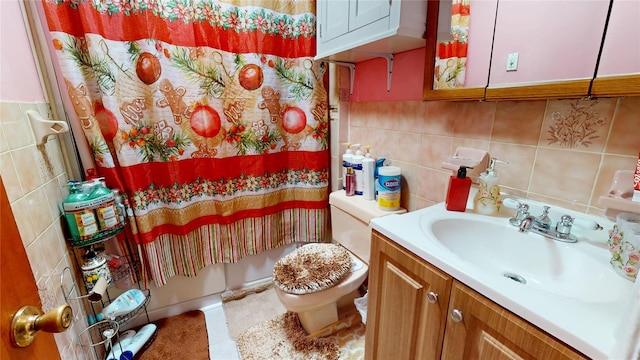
xmin=272 ymin=190 xmax=405 ymax=334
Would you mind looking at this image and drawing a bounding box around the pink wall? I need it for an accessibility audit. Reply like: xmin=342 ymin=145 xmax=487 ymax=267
xmin=0 ymin=0 xmax=45 ymax=102
xmin=350 ymin=48 xmax=425 ymax=102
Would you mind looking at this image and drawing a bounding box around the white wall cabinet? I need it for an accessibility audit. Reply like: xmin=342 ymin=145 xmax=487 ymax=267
xmin=316 ymin=0 xmax=427 ymax=62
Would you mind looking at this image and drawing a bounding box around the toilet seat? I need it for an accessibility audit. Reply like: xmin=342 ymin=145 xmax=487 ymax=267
xmin=273 ymin=243 xmax=352 ymax=295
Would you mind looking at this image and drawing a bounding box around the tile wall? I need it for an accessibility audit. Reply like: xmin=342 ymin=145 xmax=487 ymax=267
xmin=0 ymin=101 xmax=90 ymax=359
xmin=332 ymin=96 xmax=639 ymax=215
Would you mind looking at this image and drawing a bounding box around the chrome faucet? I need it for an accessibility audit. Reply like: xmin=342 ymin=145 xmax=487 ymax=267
xmin=518 ymin=215 xmax=536 ymax=233
xmin=504 ymin=199 xmax=603 ymax=243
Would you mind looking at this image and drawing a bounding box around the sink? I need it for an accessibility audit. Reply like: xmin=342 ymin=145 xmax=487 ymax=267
xmin=423 ymin=217 xmax=628 ymax=303
xmin=371 ymin=201 xmax=635 ymax=359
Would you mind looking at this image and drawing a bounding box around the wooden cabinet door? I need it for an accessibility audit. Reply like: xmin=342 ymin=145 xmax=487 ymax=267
xmin=365 ymin=231 xmax=452 ymax=360
xmin=442 ymin=281 xmax=587 ymax=360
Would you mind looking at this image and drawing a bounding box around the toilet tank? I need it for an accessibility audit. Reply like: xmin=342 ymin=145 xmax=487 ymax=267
xmin=329 ymin=190 xmax=405 ymax=264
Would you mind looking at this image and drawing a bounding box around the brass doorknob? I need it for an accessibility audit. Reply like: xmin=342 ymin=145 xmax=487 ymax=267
xmin=10 ymin=304 xmax=73 ymax=348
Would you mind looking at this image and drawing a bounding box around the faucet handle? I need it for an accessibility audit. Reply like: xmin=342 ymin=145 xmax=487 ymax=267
xmin=503 ymin=198 xmax=522 ymax=210
xmin=503 ymin=199 xmax=529 ymax=214
xmin=535 ymin=206 xmax=552 ymax=229
xmin=556 ymin=215 xmax=574 ymax=235
xmin=504 ymin=199 xmax=530 ymax=226
xmin=573 ymin=217 xmax=604 ymax=231
xmin=555 ymin=215 xmax=604 ymax=236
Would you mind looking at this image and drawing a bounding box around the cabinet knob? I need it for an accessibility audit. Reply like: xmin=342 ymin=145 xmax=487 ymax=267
xmin=450 ymin=309 xmax=463 ymax=323
xmin=426 ymin=291 xmax=438 ymax=304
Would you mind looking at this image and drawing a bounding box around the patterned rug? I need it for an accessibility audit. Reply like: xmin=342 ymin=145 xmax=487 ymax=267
xmin=221 ymin=282 xmax=287 ymax=340
xmin=223 ymin=283 xmax=365 ymax=359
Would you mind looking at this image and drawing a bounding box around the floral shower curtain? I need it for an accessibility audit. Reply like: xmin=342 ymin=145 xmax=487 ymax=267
xmin=43 ymin=0 xmax=329 ymax=286
xmin=434 ymin=0 xmax=470 ymax=89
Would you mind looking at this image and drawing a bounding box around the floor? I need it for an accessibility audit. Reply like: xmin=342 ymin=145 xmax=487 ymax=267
xmin=202 ymin=303 xmax=241 ymax=360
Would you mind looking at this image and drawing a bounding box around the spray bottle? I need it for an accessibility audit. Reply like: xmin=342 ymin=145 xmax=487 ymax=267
xmin=374 ymin=157 xmax=387 ymax=200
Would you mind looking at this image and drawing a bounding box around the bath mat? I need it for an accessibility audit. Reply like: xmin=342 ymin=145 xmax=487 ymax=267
xmin=236 ymin=311 xmax=366 ymax=360
xmin=237 ymin=312 xmax=338 ymax=360
xmin=273 ymin=243 xmax=352 ymax=294
xmin=137 ymin=310 xmax=209 ymax=360
xmin=222 ymin=282 xmax=287 ymax=340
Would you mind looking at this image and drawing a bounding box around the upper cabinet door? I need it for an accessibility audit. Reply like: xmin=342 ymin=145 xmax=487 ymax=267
xmin=318 ymin=0 xmax=350 ymax=44
xmin=424 ymin=0 xmax=638 ymax=101
xmin=488 ymin=1 xmax=608 ymax=88
xmin=591 ymin=0 xmax=640 ymax=97
xmin=349 ymin=0 xmax=391 ymax=31
xmin=423 ymin=0 xmax=496 ymax=101
xmin=315 ymin=0 xmax=426 ymax=62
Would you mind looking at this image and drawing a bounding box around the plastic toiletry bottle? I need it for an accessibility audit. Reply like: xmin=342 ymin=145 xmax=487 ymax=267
xmin=362 ymin=146 xmax=376 ymax=200
xmin=89 ymin=179 xmax=120 ymax=231
xmin=374 ymin=157 xmax=386 ymax=200
xmin=473 ymin=158 xmax=507 ymax=215
xmin=345 ymin=167 xmax=356 ymax=196
xmin=63 ymin=181 xmax=99 ymax=241
xmin=377 ymin=166 xmax=401 ymax=211
xmin=446 ymin=166 xmax=472 ymax=212
xmin=342 ymin=143 xmax=354 ymax=190
xmin=112 ymin=189 xmax=126 ymax=225
xmin=351 ymin=144 xmax=364 ymax=195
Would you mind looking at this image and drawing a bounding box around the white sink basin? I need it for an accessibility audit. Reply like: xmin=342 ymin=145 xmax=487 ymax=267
xmin=425 ymin=217 xmax=628 ymax=303
xmin=370 ymin=201 xmax=635 ymax=359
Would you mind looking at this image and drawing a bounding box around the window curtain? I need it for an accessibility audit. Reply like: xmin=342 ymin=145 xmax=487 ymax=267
xmin=434 ymin=0 xmax=470 ymax=89
xmin=42 ymin=0 xmax=329 ymax=287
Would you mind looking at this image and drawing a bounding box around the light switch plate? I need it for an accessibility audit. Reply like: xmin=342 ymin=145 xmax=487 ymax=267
xmin=506 ymin=53 xmax=519 ymax=71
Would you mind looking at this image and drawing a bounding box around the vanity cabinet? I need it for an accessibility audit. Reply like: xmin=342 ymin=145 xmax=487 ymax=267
xmin=365 ymin=231 xmax=587 ymax=360
xmin=365 ymin=229 xmax=452 ymax=360
xmin=316 ymin=0 xmax=427 ymax=62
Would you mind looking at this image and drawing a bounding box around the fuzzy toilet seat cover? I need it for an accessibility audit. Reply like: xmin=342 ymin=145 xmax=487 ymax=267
xmin=273 ymin=243 xmax=353 ymax=295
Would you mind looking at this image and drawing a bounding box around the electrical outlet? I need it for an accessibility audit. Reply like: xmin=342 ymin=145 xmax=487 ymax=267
xmin=506 ymin=53 xmax=519 ymax=71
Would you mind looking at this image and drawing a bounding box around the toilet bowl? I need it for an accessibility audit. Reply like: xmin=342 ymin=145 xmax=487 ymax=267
xmin=272 ymin=190 xmax=405 ymax=334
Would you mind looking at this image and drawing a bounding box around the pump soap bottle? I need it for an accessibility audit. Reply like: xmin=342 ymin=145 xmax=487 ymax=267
xmin=473 ymin=158 xmax=506 ymax=215
xmin=446 ymin=166 xmax=472 ymax=212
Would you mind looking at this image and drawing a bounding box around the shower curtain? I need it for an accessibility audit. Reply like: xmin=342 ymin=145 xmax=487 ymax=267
xmin=434 ymin=0 xmax=470 ymax=89
xmin=43 ymin=0 xmax=329 ymax=286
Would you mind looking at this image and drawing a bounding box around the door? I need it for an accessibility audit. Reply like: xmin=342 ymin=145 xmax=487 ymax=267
xmin=0 ymin=177 xmax=61 ymax=359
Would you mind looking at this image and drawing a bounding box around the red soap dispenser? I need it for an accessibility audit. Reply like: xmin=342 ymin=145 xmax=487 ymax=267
xmin=446 ymin=166 xmax=472 ymax=212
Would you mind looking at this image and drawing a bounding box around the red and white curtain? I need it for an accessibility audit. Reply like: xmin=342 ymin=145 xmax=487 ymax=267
xmin=434 ymin=0 xmax=470 ymax=89
xmin=42 ymin=0 xmax=329 ymax=286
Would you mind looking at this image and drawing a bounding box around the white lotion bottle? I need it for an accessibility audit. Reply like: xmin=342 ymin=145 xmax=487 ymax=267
xmin=351 ymin=144 xmax=364 ymax=195
xmin=342 ymin=143 xmax=353 ymax=190
xmin=362 ymin=146 xmax=376 ymax=200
